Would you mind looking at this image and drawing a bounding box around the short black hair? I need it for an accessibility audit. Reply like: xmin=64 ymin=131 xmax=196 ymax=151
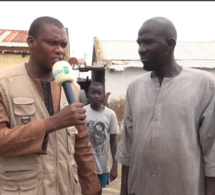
xmin=28 ymin=16 xmax=64 ymax=38
xmin=88 ymin=82 xmax=104 ymax=92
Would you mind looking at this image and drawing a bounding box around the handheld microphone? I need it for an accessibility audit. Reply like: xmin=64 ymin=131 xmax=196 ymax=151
xmin=52 ymin=60 xmax=76 ymax=104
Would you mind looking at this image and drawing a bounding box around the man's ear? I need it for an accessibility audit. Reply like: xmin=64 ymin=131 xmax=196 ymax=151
xmin=26 ymin=36 xmax=35 ymax=49
xmin=167 ymin=38 xmax=176 ymax=51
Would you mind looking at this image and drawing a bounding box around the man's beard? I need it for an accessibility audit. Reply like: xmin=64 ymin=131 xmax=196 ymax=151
xmin=142 ymin=62 xmax=156 ymax=71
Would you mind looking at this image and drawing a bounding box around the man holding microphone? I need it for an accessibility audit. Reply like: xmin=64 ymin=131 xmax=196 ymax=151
xmin=0 ymin=16 xmax=100 ymax=195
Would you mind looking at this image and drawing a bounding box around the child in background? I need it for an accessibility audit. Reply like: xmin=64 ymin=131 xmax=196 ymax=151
xmin=84 ymin=82 xmax=119 ymax=194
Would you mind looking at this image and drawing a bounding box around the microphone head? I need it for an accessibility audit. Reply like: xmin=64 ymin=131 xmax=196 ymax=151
xmin=52 ymin=60 xmax=75 ymax=85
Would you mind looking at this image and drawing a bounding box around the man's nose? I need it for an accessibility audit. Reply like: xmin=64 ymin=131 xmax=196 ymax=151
xmin=55 ymin=45 xmax=65 ymax=54
xmin=94 ymin=94 xmax=99 ymax=98
xmin=138 ymin=43 xmax=147 ymax=54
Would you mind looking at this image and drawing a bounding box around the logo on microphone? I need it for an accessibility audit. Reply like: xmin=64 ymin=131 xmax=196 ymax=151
xmin=63 ymin=66 xmax=69 ymax=74
xmin=52 ymin=60 xmax=75 ymax=85
xmin=53 ymin=66 xmax=70 ymax=79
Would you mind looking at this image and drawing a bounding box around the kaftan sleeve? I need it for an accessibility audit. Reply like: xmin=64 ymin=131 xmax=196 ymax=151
xmin=74 ymin=124 xmax=101 ymax=194
xmin=199 ymin=78 xmax=215 ymax=177
xmin=115 ymin=88 xmax=133 ymax=166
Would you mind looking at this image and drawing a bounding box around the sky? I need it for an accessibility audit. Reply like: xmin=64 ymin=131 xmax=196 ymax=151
xmin=1 ymin=1 xmax=215 ymax=64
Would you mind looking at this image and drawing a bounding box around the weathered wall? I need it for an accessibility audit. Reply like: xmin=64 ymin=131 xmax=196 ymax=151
xmin=105 ymin=67 xmax=147 ymax=126
xmin=105 ymin=67 xmax=147 ymax=100
xmin=0 ymin=53 xmax=29 ymax=67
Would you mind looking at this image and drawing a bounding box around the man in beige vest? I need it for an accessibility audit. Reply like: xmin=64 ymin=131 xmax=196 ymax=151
xmin=0 ymin=16 xmax=100 ymax=195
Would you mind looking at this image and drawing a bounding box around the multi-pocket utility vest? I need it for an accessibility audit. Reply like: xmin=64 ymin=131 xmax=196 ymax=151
xmin=0 ymin=64 xmax=82 ymax=195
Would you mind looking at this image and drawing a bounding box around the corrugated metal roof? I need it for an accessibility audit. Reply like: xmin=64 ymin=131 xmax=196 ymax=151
xmin=101 ymin=41 xmax=139 ymax=60
xmin=108 ymin=60 xmax=215 ymax=71
xmin=0 ymin=29 xmax=28 ymax=47
xmin=175 ymin=42 xmax=215 ymax=60
xmin=0 ymin=28 xmax=69 ymax=51
xmin=0 ymin=42 xmax=28 ymax=47
xmin=100 ymin=40 xmax=215 ymax=69
xmin=0 ymin=29 xmax=28 ymax=42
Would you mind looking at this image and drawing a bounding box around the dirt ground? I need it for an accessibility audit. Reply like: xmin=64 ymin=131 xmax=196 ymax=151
xmin=100 ymin=133 xmax=122 ymax=195
xmin=103 ymin=164 xmax=122 ymax=195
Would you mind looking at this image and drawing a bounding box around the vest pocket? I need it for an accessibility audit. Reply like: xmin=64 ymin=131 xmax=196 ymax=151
xmin=68 ymin=163 xmax=81 ymax=194
xmin=66 ymin=127 xmax=78 ymax=154
xmin=71 ymin=164 xmax=79 ymax=182
xmin=13 ymin=97 xmax=35 ymax=125
xmin=1 ymin=179 xmax=38 ymax=195
xmin=0 ymin=165 xmax=42 ymax=195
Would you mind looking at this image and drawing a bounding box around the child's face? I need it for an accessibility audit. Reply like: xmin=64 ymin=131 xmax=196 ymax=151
xmin=88 ymin=86 xmax=104 ymax=105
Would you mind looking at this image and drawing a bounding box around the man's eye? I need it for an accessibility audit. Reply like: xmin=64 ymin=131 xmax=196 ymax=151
xmin=61 ymin=43 xmax=67 ymax=48
xmin=145 ymin=39 xmax=154 ymax=44
xmin=47 ymin=41 xmax=57 ymax=45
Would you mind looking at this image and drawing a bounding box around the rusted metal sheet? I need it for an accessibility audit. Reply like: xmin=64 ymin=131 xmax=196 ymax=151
xmin=0 ymin=29 xmax=28 ymax=43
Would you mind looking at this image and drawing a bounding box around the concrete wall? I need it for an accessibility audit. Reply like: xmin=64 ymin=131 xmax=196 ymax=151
xmin=105 ymin=67 xmax=147 ymax=101
xmin=0 ymin=53 xmax=29 ymax=67
xmin=105 ymin=67 xmax=147 ymax=124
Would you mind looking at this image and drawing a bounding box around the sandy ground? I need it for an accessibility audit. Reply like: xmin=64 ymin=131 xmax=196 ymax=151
xmin=103 ymin=164 xmax=121 ymax=195
xmin=102 ymin=133 xmax=122 ymax=195
xmin=97 ymin=133 xmax=122 ymax=195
